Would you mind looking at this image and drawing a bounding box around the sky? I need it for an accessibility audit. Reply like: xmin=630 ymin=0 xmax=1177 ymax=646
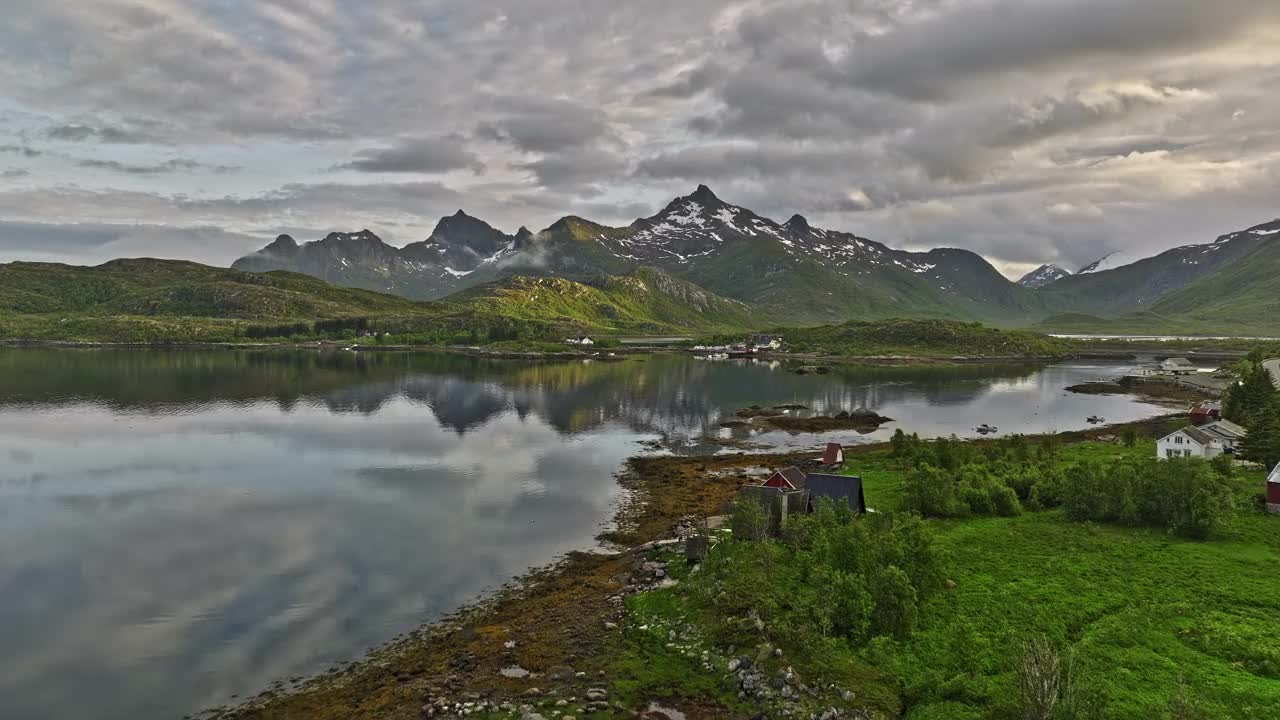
xmin=0 ymin=0 xmax=1278 ymax=279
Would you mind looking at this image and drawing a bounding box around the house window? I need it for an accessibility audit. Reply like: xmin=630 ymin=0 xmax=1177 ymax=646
xmin=1166 ymin=449 xmax=1176 ymax=458
xmin=1174 ymin=436 xmax=1183 ymax=444
xmin=1184 ymin=450 xmax=1193 ymax=458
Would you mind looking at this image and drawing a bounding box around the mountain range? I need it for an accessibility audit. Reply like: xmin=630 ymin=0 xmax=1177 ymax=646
xmin=233 ymin=186 xmax=1280 ymax=333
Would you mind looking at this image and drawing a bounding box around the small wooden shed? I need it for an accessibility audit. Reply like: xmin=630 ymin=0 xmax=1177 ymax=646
xmin=763 ymin=466 xmax=807 ymax=490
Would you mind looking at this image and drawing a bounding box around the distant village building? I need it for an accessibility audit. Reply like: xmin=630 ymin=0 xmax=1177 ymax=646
xmin=763 ymin=466 xmax=807 ymax=490
xmin=1157 ymin=426 xmax=1224 ymax=459
xmin=564 ymin=336 xmax=595 ymax=346
xmin=1160 ymin=357 xmax=1196 ymax=375
xmin=821 ymin=442 xmax=844 ymax=466
xmin=749 ymin=334 xmax=783 ymax=351
xmin=1267 ymin=464 xmax=1280 ymax=515
xmin=1189 ymin=403 xmax=1222 ymax=425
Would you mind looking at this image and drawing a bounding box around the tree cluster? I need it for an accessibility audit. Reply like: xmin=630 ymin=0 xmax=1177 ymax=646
xmin=698 ymin=501 xmax=946 ymax=650
xmin=1225 ymin=353 xmax=1280 ymax=469
xmin=893 ymin=431 xmax=1234 ymax=539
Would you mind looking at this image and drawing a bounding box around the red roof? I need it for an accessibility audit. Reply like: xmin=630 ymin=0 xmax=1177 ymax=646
xmin=822 ymin=443 xmax=843 ymax=465
xmin=764 ymin=466 xmax=807 ymax=489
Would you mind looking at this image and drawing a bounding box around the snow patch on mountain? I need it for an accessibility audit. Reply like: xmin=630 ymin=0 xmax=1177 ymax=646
xmin=1017 ymin=264 xmax=1071 ymax=288
xmin=1077 ymin=252 xmax=1144 ymax=274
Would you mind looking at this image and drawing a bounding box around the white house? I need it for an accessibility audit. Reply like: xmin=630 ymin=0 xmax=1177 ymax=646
xmin=1267 ymin=464 xmax=1280 ymax=515
xmin=564 ymin=336 xmax=595 ymax=346
xmin=1199 ymin=419 xmax=1247 ymax=453
xmin=1160 ymin=357 xmax=1196 ymax=375
xmin=1157 ymin=426 xmax=1223 ymax=459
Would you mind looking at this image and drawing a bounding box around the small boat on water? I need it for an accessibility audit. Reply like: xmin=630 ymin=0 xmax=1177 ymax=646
xmin=1087 ymin=415 xmax=1106 ymax=424
xmin=974 ymin=424 xmax=998 ymax=434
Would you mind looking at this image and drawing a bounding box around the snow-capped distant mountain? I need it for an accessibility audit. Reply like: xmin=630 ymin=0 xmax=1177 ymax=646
xmin=233 ymin=184 xmax=1012 ymax=323
xmin=229 ymin=186 xmax=1280 ymax=324
xmin=1017 ymin=264 xmax=1071 ymax=288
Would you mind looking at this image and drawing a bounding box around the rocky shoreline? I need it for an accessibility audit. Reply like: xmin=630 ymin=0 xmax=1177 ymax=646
xmin=1065 ymin=375 xmax=1221 ymax=403
xmin=207 ymin=449 xmax=844 ymax=720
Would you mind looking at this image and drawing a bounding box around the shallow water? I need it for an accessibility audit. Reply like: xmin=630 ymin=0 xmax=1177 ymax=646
xmin=0 ymin=349 xmax=1170 ymax=719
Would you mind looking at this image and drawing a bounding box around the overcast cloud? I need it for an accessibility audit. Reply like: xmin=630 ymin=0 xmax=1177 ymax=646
xmin=0 ymin=0 xmax=1277 ymax=277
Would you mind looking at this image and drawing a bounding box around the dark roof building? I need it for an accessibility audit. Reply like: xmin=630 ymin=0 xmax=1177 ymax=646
xmin=804 ymin=473 xmax=867 ymax=514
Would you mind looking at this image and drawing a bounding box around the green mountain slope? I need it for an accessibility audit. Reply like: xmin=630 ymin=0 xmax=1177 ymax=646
xmin=1039 ymin=235 xmax=1280 ymax=335
xmin=1034 ymin=220 xmax=1278 ymax=316
xmin=442 ymin=267 xmax=764 ymax=334
xmin=1147 ymin=238 xmax=1280 ymax=321
xmin=0 ymin=259 xmax=421 ymax=318
xmin=0 ymin=259 xmax=765 ymax=343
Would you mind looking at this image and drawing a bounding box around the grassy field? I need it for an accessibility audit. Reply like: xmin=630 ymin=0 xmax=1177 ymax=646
xmin=613 ymin=439 xmax=1280 ymax=719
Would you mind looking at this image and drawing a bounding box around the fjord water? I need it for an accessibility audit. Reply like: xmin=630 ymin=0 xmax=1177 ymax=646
xmin=0 ymin=349 xmax=1171 ymax=720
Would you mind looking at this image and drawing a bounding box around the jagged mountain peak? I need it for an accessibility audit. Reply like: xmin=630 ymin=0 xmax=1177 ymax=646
xmin=689 ymin=184 xmax=720 ymax=204
xmin=322 ymin=229 xmax=386 ymax=244
xmin=264 ymin=234 xmax=298 ymax=253
xmin=432 ymin=210 xmax=496 ymax=235
xmin=785 ymin=214 xmax=811 ymax=232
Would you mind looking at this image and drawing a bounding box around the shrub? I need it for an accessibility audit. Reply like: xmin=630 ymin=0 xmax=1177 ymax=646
xmin=1210 ymin=453 xmax=1234 ymax=479
xmin=730 ymin=496 xmax=769 ymax=542
xmin=691 ymin=508 xmax=947 ymax=649
xmin=1121 ymin=426 xmax=1139 ymax=447
xmin=1060 ymin=458 xmax=1232 ymax=539
xmin=1016 ymin=635 xmax=1078 ymax=720
xmin=902 ymin=463 xmax=1025 ymax=518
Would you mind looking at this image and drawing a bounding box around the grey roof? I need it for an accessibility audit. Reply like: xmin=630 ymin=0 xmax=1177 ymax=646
xmin=1202 ymin=419 xmax=1247 ymax=440
xmin=804 ymin=474 xmax=867 ymax=514
xmin=1164 ymin=357 xmax=1194 ymax=366
xmin=1167 ymin=426 xmax=1216 ymax=446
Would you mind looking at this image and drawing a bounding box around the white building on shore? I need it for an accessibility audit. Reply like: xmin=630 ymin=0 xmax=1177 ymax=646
xmin=1157 ymin=426 xmax=1223 ymax=459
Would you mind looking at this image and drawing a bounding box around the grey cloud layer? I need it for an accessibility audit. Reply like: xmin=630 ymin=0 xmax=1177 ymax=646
xmin=0 ymin=0 xmax=1277 ymax=274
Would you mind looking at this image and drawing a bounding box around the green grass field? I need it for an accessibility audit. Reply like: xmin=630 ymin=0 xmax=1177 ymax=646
xmin=614 ymin=440 xmax=1280 ymax=719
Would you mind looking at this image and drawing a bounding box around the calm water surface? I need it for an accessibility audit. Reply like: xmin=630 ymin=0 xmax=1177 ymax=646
xmin=0 ymin=349 xmax=1171 ymax=720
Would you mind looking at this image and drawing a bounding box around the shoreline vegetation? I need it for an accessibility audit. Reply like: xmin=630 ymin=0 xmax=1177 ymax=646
xmin=208 ymin=414 xmax=1280 ymax=720
xmin=1 ymin=331 xmax=1272 ymax=367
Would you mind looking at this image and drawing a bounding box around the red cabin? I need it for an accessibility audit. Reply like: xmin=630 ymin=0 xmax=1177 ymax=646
xmin=764 ymin=466 xmax=807 ymax=490
xmin=1190 ymin=404 xmax=1221 ymax=425
xmin=822 ymin=443 xmax=844 ymax=466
